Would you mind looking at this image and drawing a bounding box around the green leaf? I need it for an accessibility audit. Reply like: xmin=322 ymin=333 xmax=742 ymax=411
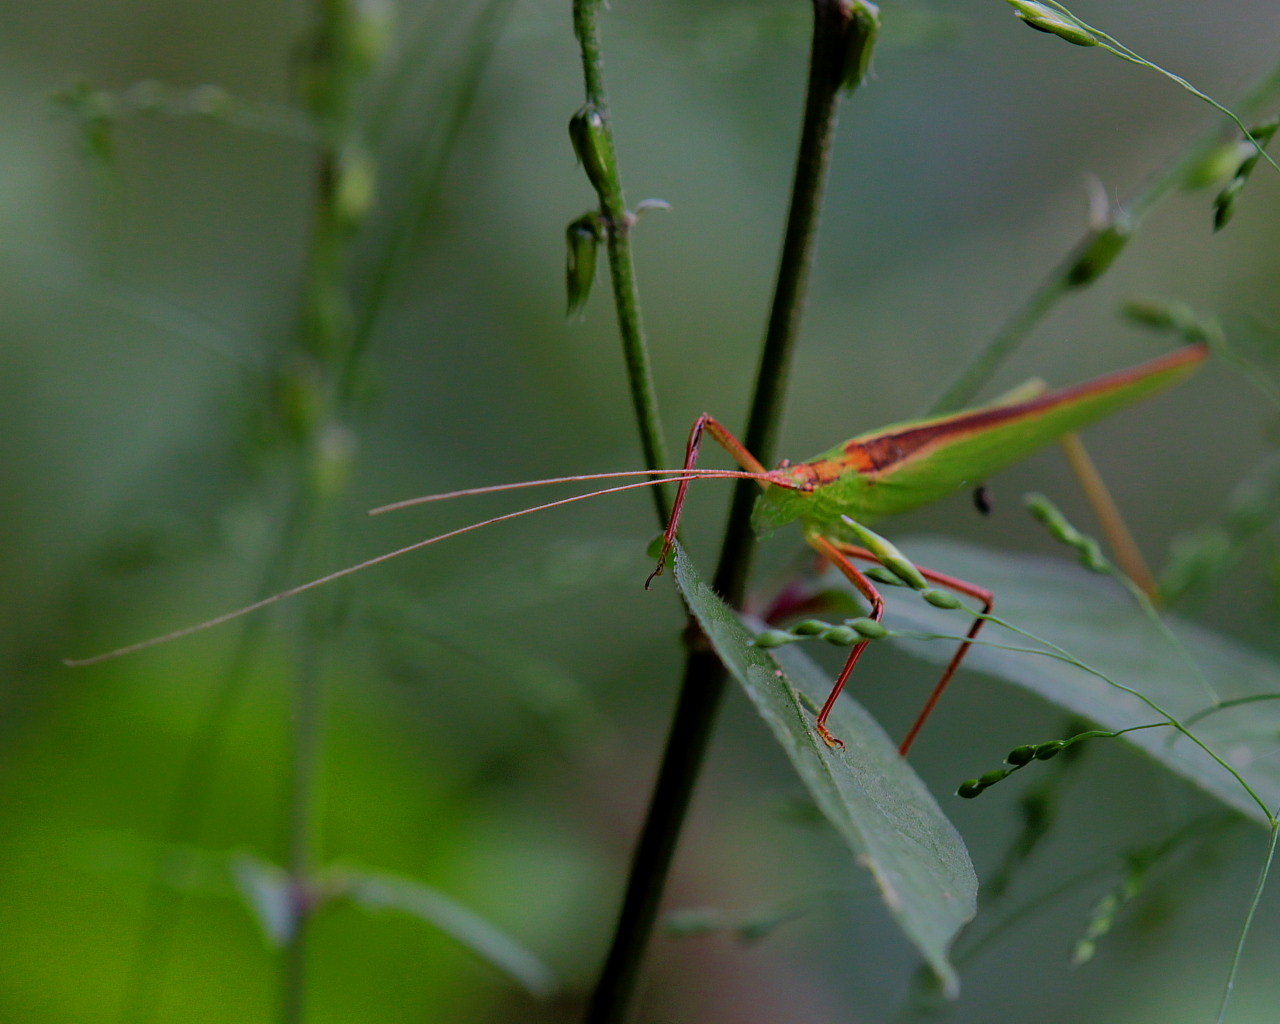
xmin=861 ymin=537 xmax=1280 ymax=824
xmin=673 ymin=547 xmax=976 ymax=996
xmin=341 ymin=869 xmax=556 ymax=997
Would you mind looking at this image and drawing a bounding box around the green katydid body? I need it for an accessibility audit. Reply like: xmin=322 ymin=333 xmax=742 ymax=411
xmin=72 ymin=342 xmax=1210 ymax=752
xmin=750 ymin=343 xmax=1208 ymax=541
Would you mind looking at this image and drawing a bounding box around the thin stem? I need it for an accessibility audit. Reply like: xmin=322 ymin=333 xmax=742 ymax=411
xmin=572 ymin=0 xmax=670 ymax=522
xmin=928 ymin=58 xmax=1280 ymax=414
xmin=118 ymin=500 xmax=311 ymax=1024
xmin=1216 ymin=820 xmax=1280 ymax=1024
xmin=341 ymin=0 xmax=517 ymax=396
xmin=281 ymin=577 xmax=333 ymax=1024
xmin=583 ymin=4 xmax=866 ymax=1021
xmin=976 ymin=615 xmax=1276 ymax=823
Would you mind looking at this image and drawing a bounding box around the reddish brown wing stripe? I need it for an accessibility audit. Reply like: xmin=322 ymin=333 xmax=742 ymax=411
xmin=838 ymin=343 xmax=1208 ymax=478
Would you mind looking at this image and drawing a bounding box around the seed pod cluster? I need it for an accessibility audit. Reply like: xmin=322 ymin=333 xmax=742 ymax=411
xmin=754 ymin=616 xmax=888 ymax=649
xmin=957 ymin=736 xmax=1090 ymax=798
xmin=1023 ymin=493 xmax=1109 ymax=573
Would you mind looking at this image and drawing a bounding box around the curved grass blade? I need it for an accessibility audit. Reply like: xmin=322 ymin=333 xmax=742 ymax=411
xmin=342 ymin=869 xmax=557 ymax=998
xmin=674 ymin=546 xmax=977 ymax=996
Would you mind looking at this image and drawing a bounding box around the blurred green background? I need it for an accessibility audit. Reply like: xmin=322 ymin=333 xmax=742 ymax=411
xmin=3 ymin=1 xmax=1280 ymax=1021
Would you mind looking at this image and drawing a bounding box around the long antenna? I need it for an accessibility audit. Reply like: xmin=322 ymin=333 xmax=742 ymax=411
xmin=369 ymin=468 xmax=779 ymax=515
xmin=66 ymin=469 xmax=783 ymax=667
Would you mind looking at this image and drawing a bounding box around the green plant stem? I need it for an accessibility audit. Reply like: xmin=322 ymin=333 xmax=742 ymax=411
xmin=571 ymin=0 xmax=669 ymax=522
xmin=928 ymin=58 xmax=1280 ymax=415
xmin=1216 ymin=819 xmax=1280 ymax=1024
xmin=282 ymin=574 xmax=334 ymax=1024
xmin=280 ymin=0 xmax=364 ymax=1011
xmin=118 ymin=501 xmax=310 ymax=1024
xmin=583 ymin=5 xmax=861 ymax=1021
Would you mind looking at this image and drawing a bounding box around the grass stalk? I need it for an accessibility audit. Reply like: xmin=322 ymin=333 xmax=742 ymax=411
xmin=583 ymin=4 xmax=871 ymax=1020
xmin=571 ymin=0 xmax=670 ymax=521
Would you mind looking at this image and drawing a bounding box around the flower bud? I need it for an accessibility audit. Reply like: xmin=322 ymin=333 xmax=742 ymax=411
xmin=957 ymin=779 xmax=985 ymax=799
xmin=568 ymin=104 xmax=617 ymax=195
xmin=1065 ymin=217 xmax=1131 ymax=288
xmin=864 ymin=566 xmax=907 ymax=587
xmin=754 ymin=629 xmax=796 ymax=649
xmin=1006 ymin=745 xmax=1037 ymax=766
xmin=565 ymin=213 xmax=603 ymax=316
xmin=822 ymin=626 xmax=859 ymax=646
xmin=839 ymin=517 xmax=928 ymax=590
xmin=922 ymin=588 xmax=962 ymax=610
xmin=840 ymin=1 xmax=881 ymax=91
xmin=1007 ymin=0 xmax=1098 ymax=46
xmin=792 ymin=619 xmax=832 ymax=636
xmin=1213 ymin=176 xmax=1244 ymax=231
xmin=849 ymin=617 xmax=888 ymax=639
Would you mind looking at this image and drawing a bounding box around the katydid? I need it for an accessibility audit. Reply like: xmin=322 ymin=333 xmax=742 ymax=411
xmin=68 ymin=343 xmax=1208 ymax=755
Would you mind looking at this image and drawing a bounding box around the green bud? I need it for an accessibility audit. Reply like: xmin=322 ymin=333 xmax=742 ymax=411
xmin=1183 ymin=140 xmax=1254 ymax=190
xmin=1077 ymin=539 xmax=1110 ymax=573
xmin=839 ymin=517 xmax=928 ymax=589
xmin=957 ymin=779 xmax=986 ymax=799
xmin=979 ymin=768 xmax=1009 ymax=787
xmin=754 ymin=629 xmax=797 ymax=649
xmin=335 ymin=145 xmax=377 ymax=228
xmin=840 ymin=1 xmax=881 ymax=92
xmin=864 ymin=566 xmax=907 ymax=587
xmin=1233 ymin=121 xmax=1280 ymax=179
xmin=1065 ymin=218 xmax=1131 ymax=288
xmin=1121 ymin=298 xmax=1189 ymax=334
xmin=822 ymin=626 xmax=859 ymax=646
xmin=1024 ymin=493 xmax=1083 ymax=546
xmin=568 ymin=104 xmax=617 ymax=195
xmin=1006 ymin=745 xmax=1037 ymax=767
xmin=1213 ymin=176 xmax=1244 ymax=231
xmin=792 ymin=619 xmax=831 ymax=636
xmin=1033 ymin=740 xmax=1067 ymax=760
xmin=849 ymin=617 xmax=888 ymax=639
xmin=922 ymin=588 xmax=962 ymax=610
xmin=565 ymin=213 xmax=603 ymax=316
xmin=1007 ymin=0 xmax=1098 ymax=46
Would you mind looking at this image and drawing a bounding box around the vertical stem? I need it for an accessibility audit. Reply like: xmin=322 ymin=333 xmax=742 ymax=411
xmin=572 ymin=0 xmax=670 ymax=522
xmin=281 ymin=593 xmax=331 ymax=1024
xmin=279 ymin=1 xmax=365 ymax=1013
xmin=583 ymin=4 xmax=867 ymax=1021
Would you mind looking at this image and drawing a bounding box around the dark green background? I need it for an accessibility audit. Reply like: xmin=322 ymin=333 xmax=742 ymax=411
xmin=2 ymin=1 xmax=1278 ymax=1021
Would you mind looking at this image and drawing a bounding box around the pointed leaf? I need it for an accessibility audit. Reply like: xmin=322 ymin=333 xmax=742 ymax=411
xmin=674 ymin=547 xmax=976 ymax=996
